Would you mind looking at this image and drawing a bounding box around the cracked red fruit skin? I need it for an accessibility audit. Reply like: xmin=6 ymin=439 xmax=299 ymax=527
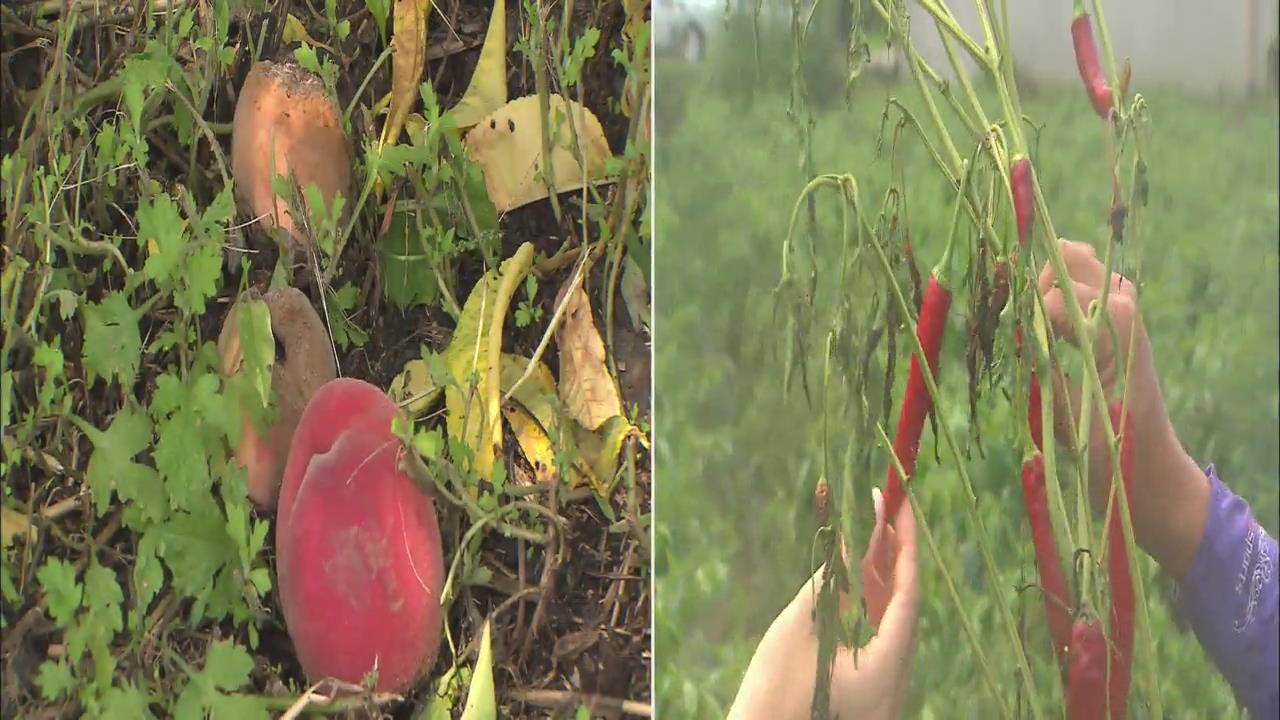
xmin=276 ymin=378 xmax=445 ymax=693
xmin=883 ymin=275 xmax=952 ymax=521
xmin=1072 ymin=12 xmax=1115 ymax=118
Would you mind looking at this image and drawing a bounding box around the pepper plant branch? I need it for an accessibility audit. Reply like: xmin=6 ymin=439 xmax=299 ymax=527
xmin=848 ymin=166 xmax=1045 ymax=719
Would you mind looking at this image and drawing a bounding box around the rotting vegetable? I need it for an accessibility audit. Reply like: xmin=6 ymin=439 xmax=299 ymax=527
xmin=1071 ymin=1 xmax=1115 ymax=119
xmin=1021 ymin=452 xmax=1071 ymax=669
xmin=231 ymin=59 xmax=353 ymax=251
xmin=275 ymin=378 xmax=445 ymax=693
xmin=218 ymin=286 xmax=337 ymax=510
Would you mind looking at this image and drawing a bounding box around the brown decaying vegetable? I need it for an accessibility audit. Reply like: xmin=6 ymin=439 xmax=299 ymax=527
xmin=231 ymin=60 xmax=352 ymax=250
xmin=276 ymin=378 xmax=445 ymax=693
xmin=218 ymin=286 xmax=337 ymax=510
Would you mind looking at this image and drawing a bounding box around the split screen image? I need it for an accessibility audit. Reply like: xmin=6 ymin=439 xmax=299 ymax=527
xmin=1 ymin=0 xmax=1277 ymax=718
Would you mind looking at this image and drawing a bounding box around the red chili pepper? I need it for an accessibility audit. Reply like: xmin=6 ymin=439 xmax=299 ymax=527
xmin=1072 ymin=3 xmax=1115 ymax=119
xmin=1066 ymin=610 xmax=1108 ymax=719
xmin=1021 ymin=452 xmax=1071 ymax=669
xmin=1104 ymin=400 xmax=1136 ymax=719
xmin=882 ymin=274 xmax=952 ymax=521
xmin=1028 ymin=372 xmax=1044 ymax=452
xmin=1010 ymin=155 xmax=1035 ymax=248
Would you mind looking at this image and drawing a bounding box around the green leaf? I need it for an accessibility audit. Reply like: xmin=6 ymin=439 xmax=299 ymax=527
xmin=45 ymin=288 xmax=79 ymax=321
xmin=82 ymin=291 xmax=145 ymax=388
xmin=139 ymin=192 xmax=187 ymax=285
xmin=81 ymin=406 xmax=163 ymax=522
xmin=325 ymin=283 xmax=369 ymax=349
xmin=144 ymin=497 xmax=234 ymax=605
xmin=366 ymin=0 xmax=389 ymax=40
xmin=180 ymin=239 xmax=223 ymax=315
xmin=36 ymin=557 xmax=81 ymax=626
xmin=379 ymin=211 xmax=438 ymax=308
xmin=156 ymin=422 xmax=210 ymax=511
xmin=35 ymin=659 xmax=75 ymax=701
xmin=101 ymin=682 xmax=155 ymax=720
xmin=84 ymin=561 xmax=124 ymax=635
xmin=174 ymin=640 xmax=264 ymax=720
xmin=132 ymin=537 xmax=165 ymax=628
xmin=564 ymin=28 xmax=600 ymax=86
xmin=412 ymin=427 xmax=444 ymax=458
xmin=151 ymin=372 xmax=187 ymax=417
xmin=33 ymin=340 xmax=65 ymax=412
xmin=209 ymin=694 xmax=270 ymax=720
xmin=417 ymin=665 xmax=469 ymax=720
xmin=152 ymin=372 xmax=222 ymax=512
xmin=203 ymin=640 xmax=254 ymax=690
xmin=294 ymin=43 xmax=321 ymax=74
xmin=203 ymin=185 xmax=236 ymax=229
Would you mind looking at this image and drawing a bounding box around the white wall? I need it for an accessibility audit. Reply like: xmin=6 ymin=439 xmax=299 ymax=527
xmin=906 ymin=0 xmax=1279 ymax=96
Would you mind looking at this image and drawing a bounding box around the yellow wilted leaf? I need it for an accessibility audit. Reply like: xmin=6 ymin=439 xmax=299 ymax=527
xmin=1 ymin=507 xmax=35 ymax=549
xmin=443 ymin=243 xmax=534 ymax=480
xmin=500 ymin=354 xmax=557 ymax=422
xmin=388 ymin=355 xmax=444 ymax=416
xmin=572 ymin=414 xmax=644 ymax=495
xmin=504 ymin=404 xmax=557 ymax=485
xmin=620 ymin=0 xmax=649 ymax=119
xmin=282 ymin=13 xmax=337 ymax=55
xmin=498 ymin=354 xmax=588 ymax=487
xmin=499 ymin=353 xmax=632 ymax=494
xmin=463 ymin=94 xmax=613 ymax=212
xmin=450 ymin=0 xmax=507 ymax=130
xmin=404 ymin=112 xmax=428 ymax=139
xmin=554 ymin=279 xmax=623 ymax=431
xmin=380 ymin=0 xmax=430 ymax=147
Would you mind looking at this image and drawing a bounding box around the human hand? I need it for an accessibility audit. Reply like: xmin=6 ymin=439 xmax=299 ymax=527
xmin=727 ymin=488 xmax=919 ymax=720
xmin=1037 ymin=238 xmax=1209 ymax=579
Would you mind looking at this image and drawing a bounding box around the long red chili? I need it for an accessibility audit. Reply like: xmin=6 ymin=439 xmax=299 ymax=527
xmin=882 ymin=274 xmax=952 ymax=521
xmin=1065 ymin=611 xmax=1108 ymax=719
xmin=1028 ymin=372 xmax=1044 ymax=452
xmin=1011 ymin=157 xmax=1040 ymax=450
xmin=1104 ymin=400 xmax=1136 ymax=719
xmin=1010 ymin=155 xmax=1035 ymax=248
xmin=1072 ymin=2 xmax=1114 ymax=119
xmin=1021 ymin=452 xmax=1071 ymax=669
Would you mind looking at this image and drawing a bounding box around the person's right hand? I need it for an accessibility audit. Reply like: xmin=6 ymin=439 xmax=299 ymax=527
xmin=1037 ymin=238 xmax=1210 ymax=579
xmin=726 ymin=488 xmax=919 ymax=720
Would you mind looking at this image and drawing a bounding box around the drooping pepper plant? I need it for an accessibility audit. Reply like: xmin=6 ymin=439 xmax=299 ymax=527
xmin=770 ymin=0 xmax=1158 ymax=717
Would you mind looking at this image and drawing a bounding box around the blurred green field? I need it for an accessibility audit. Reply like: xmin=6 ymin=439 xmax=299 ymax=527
xmin=652 ymin=22 xmax=1280 ymax=719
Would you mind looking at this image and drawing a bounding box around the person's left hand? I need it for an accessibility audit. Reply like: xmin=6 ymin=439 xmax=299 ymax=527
xmin=727 ymin=487 xmax=920 ymax=720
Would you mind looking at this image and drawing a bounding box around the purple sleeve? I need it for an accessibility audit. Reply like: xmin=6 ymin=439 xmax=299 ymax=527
xmin=1175 ymin=465 xmax=1278 ymax=719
